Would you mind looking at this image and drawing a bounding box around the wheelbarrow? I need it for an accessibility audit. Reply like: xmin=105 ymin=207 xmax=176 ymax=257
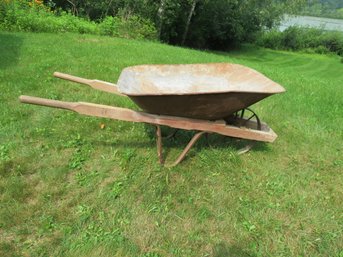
xmin=19 ymin=63 xmax=285 ymax=166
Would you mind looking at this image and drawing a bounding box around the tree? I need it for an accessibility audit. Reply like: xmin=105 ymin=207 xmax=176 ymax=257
xmin=47 ymin=0 xmax=306 ymax=49
xmin=181 ymin=0 xmax=198 ymax=45
xmin=181 ymin=0 xmax=306 ymax=49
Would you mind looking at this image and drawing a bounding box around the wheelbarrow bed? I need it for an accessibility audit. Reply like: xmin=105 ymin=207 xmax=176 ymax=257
xmin=117 ymin=63 xmax=285 ymax=120
xmin=129 ymin=92 xmax=270 ymax=120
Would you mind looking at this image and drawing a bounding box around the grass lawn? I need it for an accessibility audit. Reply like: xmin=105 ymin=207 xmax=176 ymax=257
xmin=0 ymin=31 xmax=342 ymax=257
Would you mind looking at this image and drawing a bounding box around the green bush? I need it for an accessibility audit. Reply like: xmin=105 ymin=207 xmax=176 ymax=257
xmin=0 ymin=0 xmax=157 ymax=40
xmin=99 ymin=16 xmax=120 ymax=37
xmin=116 ymin=15 xmax=156 ymax=40
xmin=256 ymin=29 xmax=283 ymax=49
xmin=0 ymin=0 xmax=97 ymax=34
xmin=258 ymin=26 xmax=343 ymax=57
xmin=282 ymin=27 xmax=304 ymax=50
xmin=321 ymin=32 xmax=343 ymax=56
xmin=99 ymin=15 xmax=156 ymax=40
xmin=314 ymin=45 xmax=331 ymax=55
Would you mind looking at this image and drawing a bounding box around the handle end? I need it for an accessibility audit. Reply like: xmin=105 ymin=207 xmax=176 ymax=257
xmin=53 ymin=71 xmax=90 ymax=85
xmin=19 ymin=95 xmax=75 ymax=110
xmin=53 ymin=71 xmax=62 ymax=77
xmin=19 ymin=95 xmax=31 ymax=103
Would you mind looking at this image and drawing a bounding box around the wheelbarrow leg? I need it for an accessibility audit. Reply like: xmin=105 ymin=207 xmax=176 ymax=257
xmin=156 ymin=125 xmax=164 ymax=164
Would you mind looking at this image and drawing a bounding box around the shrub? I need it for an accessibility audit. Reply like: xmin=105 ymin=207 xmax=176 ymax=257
xmin=0 ymin=0 xmax=97 ymax=34
xmin=320 ymin=32 xmax=343 ymax=56
xmin=282 ymin=26 xmax=305 ymax=50
xmin=258 ymin=26 xmax=343 ymax=57
xmin=314 ymin=45 xmax=330 ymax=55
xmin=256 ymin=29 xmax=283 ymax=49
xmin=99 ymin=16 xmax=120 ymax=37
xmin=0 ymin=0 xmax=157 ymax=40
xmin=117 ymin=15 xmax=156 ymax=40
xmin=99 ymin=15 xmax=156 ymax=40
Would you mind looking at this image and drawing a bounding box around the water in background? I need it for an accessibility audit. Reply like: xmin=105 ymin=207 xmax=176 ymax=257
xmin=280 ymin=15 xmax=343 ymax=32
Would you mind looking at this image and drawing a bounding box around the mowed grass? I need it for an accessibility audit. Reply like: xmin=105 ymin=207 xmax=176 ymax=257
xmin=0 ymin=31 xmax=342 ymax=257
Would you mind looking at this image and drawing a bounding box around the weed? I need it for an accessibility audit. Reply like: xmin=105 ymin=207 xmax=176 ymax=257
xmin=69 ymin=148 xmax=87 ymax=169
xmin=75 ymin=170 xmax=99 ymax=186
xmin=0 ymin=144 xmax=10 ymax=161
xmin=38 ymin=215 xmax=56 ymax=235
xmin=242 ymin=221 xmax=257 ymax=232
xmin=111 ymin=180 xmax=125 ymax=199
xmin=66 ymin=135 xmax=91 ymax=170
xmin=119 ymin=148 xmax=136 ymax=168
xmin=76 ymin=204 xmax=92 ymax=223
xmin=63 ymin=134 xmax=85 ymax=148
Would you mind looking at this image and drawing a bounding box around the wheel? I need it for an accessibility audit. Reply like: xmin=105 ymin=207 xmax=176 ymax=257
xmin=224 ymin=108 xmax=262 ymax=155
xmin=225 ymin=108 xmax=261 ymax=130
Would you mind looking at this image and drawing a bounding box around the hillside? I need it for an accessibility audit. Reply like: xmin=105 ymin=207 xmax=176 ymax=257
xmin=0 ymin=31 xmax=342 ymax=257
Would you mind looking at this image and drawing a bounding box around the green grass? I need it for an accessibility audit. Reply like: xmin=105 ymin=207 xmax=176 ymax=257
xmin=0 ymin=31 xmax=342 ymax=257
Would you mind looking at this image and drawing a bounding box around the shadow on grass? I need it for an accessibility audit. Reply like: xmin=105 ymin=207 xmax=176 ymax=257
xmin=91 ymin=125 xmax=270 ymax=154
xmin=90 ymin=124 xmax=271 ymax=165
xmin=0 ymin=32 xmax=24 ymax=70
xmin=213 ymin=242 xmax=255 ymax=257
xmin=143 ymin=124 xmax=270 ymax=152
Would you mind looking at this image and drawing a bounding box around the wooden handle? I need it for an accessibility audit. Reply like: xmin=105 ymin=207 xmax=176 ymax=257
xmin=19 ymin=95 xmax=76 ymax=110
xmin=19 ymin=95 xmax=277 ymax=142
xmin=53 ymin=72 xmax=126 ymax=96
xmin=53 ymin=72 xmax=90 ymax=85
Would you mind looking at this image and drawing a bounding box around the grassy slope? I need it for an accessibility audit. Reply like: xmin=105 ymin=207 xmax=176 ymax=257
xmin=0 ymin=32 xmax=342 ymax=257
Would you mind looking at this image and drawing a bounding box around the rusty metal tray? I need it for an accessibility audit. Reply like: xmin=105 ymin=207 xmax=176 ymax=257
xmin=117 ymin=63 xmax=285 ymax=119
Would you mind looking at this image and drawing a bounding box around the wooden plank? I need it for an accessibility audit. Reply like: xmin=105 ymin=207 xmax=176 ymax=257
xmin=19 ymin=95 xmax=277 ymax=142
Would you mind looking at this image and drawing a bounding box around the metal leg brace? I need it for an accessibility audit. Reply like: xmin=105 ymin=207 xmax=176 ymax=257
xmin=156 ymin=125 xmax=206 ymax=167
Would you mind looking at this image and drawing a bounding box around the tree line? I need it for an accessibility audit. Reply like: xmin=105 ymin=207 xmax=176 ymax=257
xmin=301 ymin=0 xmax=343 ymax=19
xmin=46 ymin=0 xmax=306 ymax=50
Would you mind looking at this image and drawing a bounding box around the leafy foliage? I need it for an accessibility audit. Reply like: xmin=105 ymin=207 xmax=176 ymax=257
xmin=99 ymin=15 xmax=156 ymax=40
xmin=154 ymin=0 xmax=307 ymax=49
xmin=0 ymin=0 xmax=156 ymax=40
xmin=1 ymin=0 xmax=306 ymax=49
xmin=257 ymin=26 xmax=343 ymax=56
xmin=0 ymin=0 xmax=96 ymax=33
